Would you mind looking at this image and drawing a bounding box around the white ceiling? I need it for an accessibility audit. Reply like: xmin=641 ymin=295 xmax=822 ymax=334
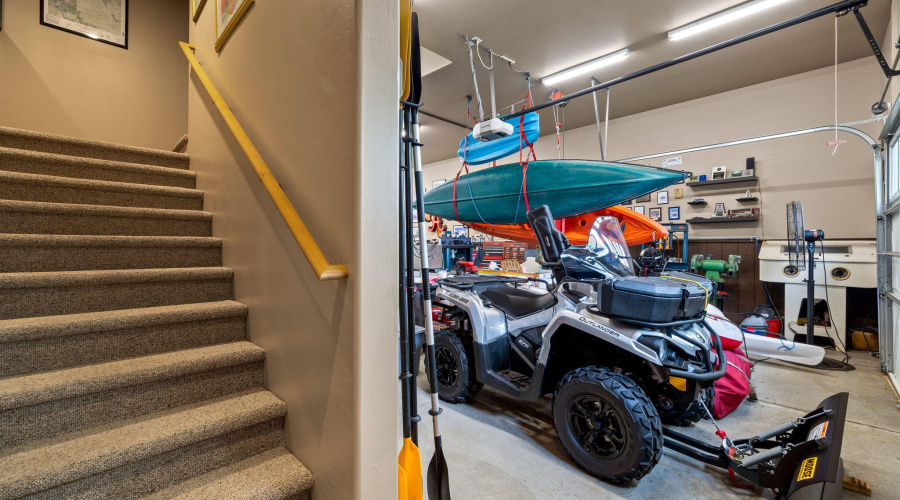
xmin=413 ymin=0 xmax=891 ymax=164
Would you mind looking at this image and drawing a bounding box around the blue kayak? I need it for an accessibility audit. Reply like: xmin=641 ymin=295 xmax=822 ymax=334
xmin=422 ymin=159 xmax=689 ymax=224
xmin=457 ymin=113 xmax=540 ymax=165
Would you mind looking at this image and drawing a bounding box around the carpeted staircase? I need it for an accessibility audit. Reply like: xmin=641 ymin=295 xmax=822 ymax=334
xmin=0 ymin=126 xmax=314 ymax=500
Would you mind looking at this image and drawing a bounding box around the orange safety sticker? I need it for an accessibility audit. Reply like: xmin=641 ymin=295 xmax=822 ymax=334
xmin=797 ymin=457 xmax=817 ymax=481
xmin=807 ymin=421 xmax=829 ymax=440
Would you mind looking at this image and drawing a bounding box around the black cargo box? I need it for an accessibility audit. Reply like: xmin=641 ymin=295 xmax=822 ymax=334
xmin=597 ymin=276 xmax=708 ymax=323
xmin=659 ymin=271 xmax=717 ymax=297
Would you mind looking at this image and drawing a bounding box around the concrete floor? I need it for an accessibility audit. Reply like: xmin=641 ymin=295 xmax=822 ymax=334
xmin=414 ymin=349 xmax=900 ymax=499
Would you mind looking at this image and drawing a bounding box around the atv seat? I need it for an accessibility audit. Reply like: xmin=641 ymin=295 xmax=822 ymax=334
xmin=481 ymin=285 xmax=556 ymax=319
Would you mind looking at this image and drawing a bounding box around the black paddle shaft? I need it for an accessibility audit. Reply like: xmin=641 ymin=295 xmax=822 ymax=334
xmin=403 ymin=108 xmax=420 ymax=444
xmin=398 ymin=107 xmax=412 ymax=441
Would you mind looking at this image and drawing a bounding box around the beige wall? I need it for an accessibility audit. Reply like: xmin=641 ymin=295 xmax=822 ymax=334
xmin=0 ymin=0 xmax=188 ymax=150
xmin=187 ymin=1 xmax=397 ymax=498
xmin=424 ymin=57 xmax=884 ymax=241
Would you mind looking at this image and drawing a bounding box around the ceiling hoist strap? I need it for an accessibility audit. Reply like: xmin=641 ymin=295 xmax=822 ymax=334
xmin=466 ymin=40 xmax=486 ymax=122
xmin=829 ymin=15 xmax=846 ymax=155
xmin=489 ymin=50 xmax=497 ymax=119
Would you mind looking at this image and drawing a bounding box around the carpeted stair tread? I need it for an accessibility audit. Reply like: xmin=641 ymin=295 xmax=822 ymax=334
xmin=0 ymin=147 xmax=196 ymax=188
xmin=0 ymin=267 xmax=234 ymax=319
xmin=143 ymin=447 xmax=314 ymax=500
xmin=0 ymin=234 xmax=223 ymax=272
xmin=0 ymin=341 xmax=265 ymax=411
xmin=0 ymin=170 xmax=203 ymax=210
xmin=0 ymin=301 xmax=248 ymax=377
xmin=0 ymin=199 xmax=213 ymax=236
xmin=0 ymin=126 xmax=190 ymax=169
xmin=0 ymin=233 xmax=220 ymax=248
xmin=0 ymin=266 xmax=233 ymax=289
xmin=0 ymin=390 xmax=286 ymax=498
xmin=0 ymin=300 xmax=247 ymax=343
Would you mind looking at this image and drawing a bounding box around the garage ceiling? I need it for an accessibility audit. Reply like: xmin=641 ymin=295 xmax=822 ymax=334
xmin=414 ymin=0 xmax=891 ymax=164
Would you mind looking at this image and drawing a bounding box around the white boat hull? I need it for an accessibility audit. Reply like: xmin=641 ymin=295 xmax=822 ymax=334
xmin=706 ymin=306 xmax=825 ymax=366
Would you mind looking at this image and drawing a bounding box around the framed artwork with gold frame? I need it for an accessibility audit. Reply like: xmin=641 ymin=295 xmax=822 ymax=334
xmin=215 ymin=0 xmax=255 ymax=52
xmin=192 ymin=0 xmax=207 ymax=23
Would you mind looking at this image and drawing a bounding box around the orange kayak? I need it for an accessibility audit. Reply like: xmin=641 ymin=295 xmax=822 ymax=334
xmin=465 ymin=205 xmax=667 ymax=246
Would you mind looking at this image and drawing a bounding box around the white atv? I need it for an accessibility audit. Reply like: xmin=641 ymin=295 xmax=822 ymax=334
xmin=431 ymin=206 xmax=727 ymax=483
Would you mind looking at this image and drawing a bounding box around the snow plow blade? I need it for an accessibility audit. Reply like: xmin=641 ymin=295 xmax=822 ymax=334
xmin=663 ymin=392 xmax=849 ymax=499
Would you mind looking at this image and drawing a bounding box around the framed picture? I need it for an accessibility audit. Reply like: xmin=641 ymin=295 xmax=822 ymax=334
xmin=622 ymin=198 xmax=633 ymax=205
xmin=432 ymin=179 xmax=447 ymax=189
xmin=41 ymin=0 xmax=128 ymax=48
xmin=649 ymin=208 xmax=662 ymax=221
xmin=668 ymin=207 xmax=680 ymax=220
xmin=633 ymin=206 xmax=645 ymax=215
xmin=453 ymin=225 xmax=468 ymax=237
xmin=657 ymin=191 xmax=669 ymax=204
xmin=216 ymin=0 xmax=255 ymax=52
xmin=193 ymin=0 xmax=208 ymax=22
xmin=712 ymin=166 xmax=727 ymax=180
xmin=713 ymin=203 xmax=727 ymax=218
xmin=637 ymin=194 xmax=651 ymax=203
xmin=674 ymin=188 xmax=683 ymax=199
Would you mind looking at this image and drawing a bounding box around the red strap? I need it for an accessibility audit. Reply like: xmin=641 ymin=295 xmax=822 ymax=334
xmin=453 ymin=163 xmax=470 ymax=221
xmin=515 ymin=89 xmax=538 ymax=212
xmin=517 ymin=113 xmax=536 ymax=212
xmin=726 ymin=447 xmax=755 ymax=490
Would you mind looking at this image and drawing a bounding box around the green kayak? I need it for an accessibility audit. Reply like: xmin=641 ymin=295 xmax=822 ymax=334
xmin=421 ymin=160 xmax=688 ymax=224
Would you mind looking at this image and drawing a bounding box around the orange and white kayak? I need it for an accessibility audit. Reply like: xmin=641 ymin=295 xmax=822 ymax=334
xmin=465 ymin=205 xmax=667 ymax=247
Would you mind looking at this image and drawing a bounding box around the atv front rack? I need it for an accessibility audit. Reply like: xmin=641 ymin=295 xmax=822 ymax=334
xmin=664 ymin=392 xmax=849 ymax=499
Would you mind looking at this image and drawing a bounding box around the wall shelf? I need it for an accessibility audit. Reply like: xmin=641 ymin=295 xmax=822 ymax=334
xmin=687 ymin=176 xmax=758 ymax=187
xmin=687 ymin=201 xmax=708 ymax=206
xmin=736 ymin=197 xmax=758 ymax=202
xmin=687 ymin=216 xmax=759 ymax=224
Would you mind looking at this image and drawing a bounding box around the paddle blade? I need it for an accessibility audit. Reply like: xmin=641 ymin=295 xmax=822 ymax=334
xmin=399 ymin=438 xmax=423 ymax=500
xmin=398 ymin=465 xmax=408 ymax=500
xmin=426 ymin=447 xmax=451 ymax=500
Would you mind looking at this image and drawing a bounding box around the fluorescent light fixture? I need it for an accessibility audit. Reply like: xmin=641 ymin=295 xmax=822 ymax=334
xmin=542 ymin=48 xmax=630 ymax=86
xmin=668 ymin=0 xmax=791 ymax=41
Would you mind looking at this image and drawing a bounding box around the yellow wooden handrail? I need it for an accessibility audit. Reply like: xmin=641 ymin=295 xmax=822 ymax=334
xmin=179 ymin=42 xmax=348 ymax=281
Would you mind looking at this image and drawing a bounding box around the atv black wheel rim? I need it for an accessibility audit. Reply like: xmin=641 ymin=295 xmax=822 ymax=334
xmin=568 ymin=395 xmax=628 ymax=459
xmin=435 ymin=345 xmax=458 ymax=388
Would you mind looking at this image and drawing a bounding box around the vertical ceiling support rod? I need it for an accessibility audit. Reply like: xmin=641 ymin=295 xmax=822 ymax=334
xmin=590 ymin=77 xmax=605 ymax=160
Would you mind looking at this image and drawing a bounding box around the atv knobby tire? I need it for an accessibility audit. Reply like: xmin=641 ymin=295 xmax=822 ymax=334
xmin=553 ymin=367 xmax=663 ymax=484
xmin=432 ymin=330 xmax=481 ymax=403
